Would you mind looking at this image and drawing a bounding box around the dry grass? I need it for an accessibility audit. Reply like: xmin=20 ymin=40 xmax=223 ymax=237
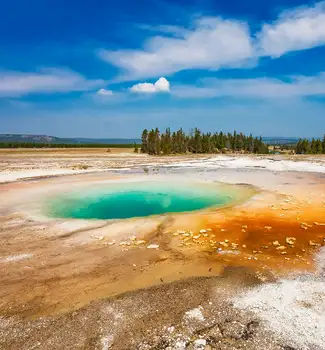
xmin=0 ymin=147 xmax=135 ymax=155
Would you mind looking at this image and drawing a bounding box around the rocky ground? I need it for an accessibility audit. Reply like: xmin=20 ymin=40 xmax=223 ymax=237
xmin=1 ymin=270 xmax=293 ymax=350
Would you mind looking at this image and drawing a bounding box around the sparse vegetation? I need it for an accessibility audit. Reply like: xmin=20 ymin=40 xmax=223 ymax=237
xmin=0 ymin=143 xmax=135 ymax=149
xmin=72 ymin=164 xmax=90 ymax=170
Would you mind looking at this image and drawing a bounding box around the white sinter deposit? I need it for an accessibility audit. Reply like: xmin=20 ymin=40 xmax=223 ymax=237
xmin=233 ymin=248 xmax=325 ymax=350
xmin=0 ymin=253 xmax=33 ymax=263
xmin=164 ymin=156 xmax=325 ymax=173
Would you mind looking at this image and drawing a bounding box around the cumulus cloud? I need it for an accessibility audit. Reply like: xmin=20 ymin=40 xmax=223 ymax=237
xmin=172 ymin=73 xmax=325 ymax=99
xmin=130 ymin=77 xmax=170 ymax=93
xmin=258 ymin=1 xmax=325 ymax=57
xmin=97 ymin=88 xmax=113 ymax=96
xmin=0 ymin=68 xmax=104 ymax=97
xmin=99 ymin=17 xmax=254 ymax=80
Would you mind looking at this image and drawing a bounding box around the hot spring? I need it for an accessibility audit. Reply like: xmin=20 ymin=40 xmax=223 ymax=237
xmin=46 ymin=181 xmax=252 ymax=220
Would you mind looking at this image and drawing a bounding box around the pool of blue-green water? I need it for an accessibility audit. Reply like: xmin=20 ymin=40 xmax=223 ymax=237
xmin=47 ymin=181 xmax=240 ymax=220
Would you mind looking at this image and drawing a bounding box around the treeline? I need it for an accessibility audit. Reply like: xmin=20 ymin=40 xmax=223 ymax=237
xmin=0 ymin=142 xmax=134 ymax=149
xmin=140 ymin=128 xmax=269 ymax=155
xmin=295 ymin=136 xmax=325 ymax=154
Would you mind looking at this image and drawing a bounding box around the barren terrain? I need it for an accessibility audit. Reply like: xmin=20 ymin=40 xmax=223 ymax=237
xmin=0 ymin=149 xmax=324 ymax=350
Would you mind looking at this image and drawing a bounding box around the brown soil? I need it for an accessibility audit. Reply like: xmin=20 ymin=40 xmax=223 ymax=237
xmin=0 ymin=270 xmax=289 ymax=350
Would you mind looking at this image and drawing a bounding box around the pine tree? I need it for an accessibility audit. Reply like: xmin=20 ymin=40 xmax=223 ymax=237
xmin=147 ymin=129 xmax=156 ymax=155
xmin=304 ymin=139 xmax=311 ymax=154
xmin=140 ymin=128 xmax=269 ymax=155
xmin=163 ymin=128 xmax=172 ymax=154
xmin=193 ymin=128 xmax=202 ymax=153
xmin=296 ymin=139 xmax=302 ymax=154
xmin=315 ymin=139 xmax=322 ymax=154
xmin=154 ymin=128 xmax=161 ymax=155
xmin=311 ymin=139 xmax=316 ymax=154
xmin=141 ymin=129 xmax=148 ymax=153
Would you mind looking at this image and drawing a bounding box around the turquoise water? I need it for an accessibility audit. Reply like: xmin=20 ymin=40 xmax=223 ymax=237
xmin=47 ymin=181 xmax=236 ymax=220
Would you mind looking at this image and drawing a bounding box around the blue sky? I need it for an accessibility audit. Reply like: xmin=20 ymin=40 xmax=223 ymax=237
xmin=0 ymin=0 xmax=325 ymax=138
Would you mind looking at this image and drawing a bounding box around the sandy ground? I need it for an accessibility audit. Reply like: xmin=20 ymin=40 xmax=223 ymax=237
xmin=0 ymin=149 xmax=325 ymax=349
xmin=1 ymin=147 xmax=325 ymax=182
xmin=0 ymin=148 xmax=209 ymax=183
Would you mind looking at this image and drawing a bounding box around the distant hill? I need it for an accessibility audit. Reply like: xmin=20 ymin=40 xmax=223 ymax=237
xmin=262 ymin=137 xmax=300 ymax=145
xmin=0 ymin=134 xmax=307 ymax=146
xmin=0 ymin=134 xmax=141 ymax=144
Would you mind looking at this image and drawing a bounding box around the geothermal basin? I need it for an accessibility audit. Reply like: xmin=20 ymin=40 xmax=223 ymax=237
xmin=46 ymin=180 xmax=251 ymax=220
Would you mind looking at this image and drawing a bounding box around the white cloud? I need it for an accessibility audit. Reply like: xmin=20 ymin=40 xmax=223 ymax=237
xmin=0 ymin=68 xmax=104 ymax=97
xmin=258 ymin=1 xmax=325 ymax=57
xmin=130 ymin=83 xmax=157 ymax=93
xmin=172 ymin=73 xmax=325 ymax=99
xmin=138 ymin=24 xmax=190 ymax=38
xmin=98 ymin=4 xmax=325 ymax=80
xmin=130 ymin=77 xmax=170 ymax=93
xmin=97 ymin=88 xmax=113 ymax=96
xmin=99 ymin=17 xmax=254 ymax=80
xmin=154 ymin=77 xmax=170 ymax=92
